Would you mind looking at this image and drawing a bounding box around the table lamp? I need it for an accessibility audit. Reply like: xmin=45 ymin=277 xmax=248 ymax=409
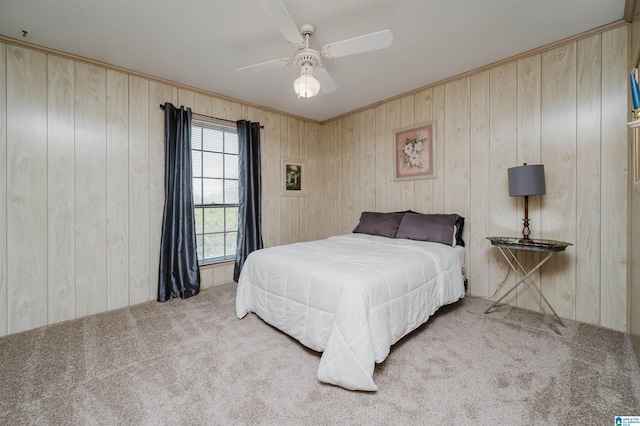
xmin=508 ymin=163 xmax=546 ymax=242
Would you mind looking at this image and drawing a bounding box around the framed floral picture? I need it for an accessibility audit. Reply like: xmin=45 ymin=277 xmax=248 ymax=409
xmin=281 ymin=158 xmax=306 ymax=196
xmin=393 ymin=121 xmax=436 ymax=181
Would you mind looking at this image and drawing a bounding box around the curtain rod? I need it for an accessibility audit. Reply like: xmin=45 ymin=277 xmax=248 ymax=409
xmin=159 ymin=104 xmax=235 ymax=124
xmin=159 ymin=104 xmax=263 ymax=128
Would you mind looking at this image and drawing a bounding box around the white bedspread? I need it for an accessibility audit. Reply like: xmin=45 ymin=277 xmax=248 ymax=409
xmin=235 ymin=233 xmax=465 ymax=391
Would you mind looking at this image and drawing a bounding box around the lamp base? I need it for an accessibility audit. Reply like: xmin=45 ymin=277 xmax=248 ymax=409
xmin=520 ymin=217 xmax=532 ymax=243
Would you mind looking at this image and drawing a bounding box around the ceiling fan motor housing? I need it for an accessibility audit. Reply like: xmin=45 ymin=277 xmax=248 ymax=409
xmin=293 ymin=49 xmax=321 ymax=68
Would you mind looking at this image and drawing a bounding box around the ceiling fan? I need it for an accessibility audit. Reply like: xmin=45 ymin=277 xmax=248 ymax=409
xmin=236 ymin=0 xmax=393 ymax=98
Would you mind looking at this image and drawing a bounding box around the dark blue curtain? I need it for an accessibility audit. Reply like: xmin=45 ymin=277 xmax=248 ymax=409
xmin=158 ymin=103 xmax=200 ymax=301
xmin=234 ymin=120 xmax=263 ymax=282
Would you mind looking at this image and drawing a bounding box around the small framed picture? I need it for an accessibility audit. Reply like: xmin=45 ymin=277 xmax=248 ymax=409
xmin=393 ymin=121 xmax=436 ymax=181
xmin=281 ymin=158 xmax=306 ymax=196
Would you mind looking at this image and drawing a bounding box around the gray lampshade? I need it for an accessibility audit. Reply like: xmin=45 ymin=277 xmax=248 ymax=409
xmin=508 ymin=164 xmax=546 ymax=197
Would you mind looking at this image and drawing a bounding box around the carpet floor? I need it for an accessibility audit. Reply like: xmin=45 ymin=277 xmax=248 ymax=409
xmin=0 ymin=282 xmax=638 ymax=425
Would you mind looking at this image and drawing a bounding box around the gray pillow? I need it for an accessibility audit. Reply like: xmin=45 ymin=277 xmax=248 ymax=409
xmin=352 ymin=211 xmax=406 ymax=238
xmin=396 ymin=212 xmax=463 ymax=246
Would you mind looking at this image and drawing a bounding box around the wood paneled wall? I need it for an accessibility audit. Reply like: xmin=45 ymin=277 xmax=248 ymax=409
xmin=631 ymin=1 xmax=640 ymax=342
xmin=0 ymin=40 xmax=321 ymax=336
xmin=320 ymin=26 xmax=630 ymax=332
xmin=0 ymin=23 xmax=631 ymax=336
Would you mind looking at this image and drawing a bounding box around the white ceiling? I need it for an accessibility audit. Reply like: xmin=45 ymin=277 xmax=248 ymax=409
xmin=0 ymin=0 xmax=627 ymax=122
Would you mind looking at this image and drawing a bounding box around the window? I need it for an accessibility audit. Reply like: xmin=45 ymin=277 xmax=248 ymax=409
xmin=191 ymin=121 xmax=238 ymax=264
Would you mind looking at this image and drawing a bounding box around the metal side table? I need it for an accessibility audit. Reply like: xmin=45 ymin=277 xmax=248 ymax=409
xmin=485 ymin=237 xmax=572 ymax=334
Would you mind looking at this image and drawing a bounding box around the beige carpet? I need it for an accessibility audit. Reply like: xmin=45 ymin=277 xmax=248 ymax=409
xmin=0 ymin=282 xmax=638 ymax=425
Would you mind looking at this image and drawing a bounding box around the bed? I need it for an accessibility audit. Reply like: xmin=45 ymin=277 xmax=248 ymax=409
xmin=235 ymin=211 xmax=466 ymax=391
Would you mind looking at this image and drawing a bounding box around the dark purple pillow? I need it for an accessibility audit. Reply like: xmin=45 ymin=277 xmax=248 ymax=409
xmin=396 ymin=212 xmax=464 ymax=246
xmin=454 ymin=216 xmax=465 ymax=247
xmin=352 ymin=211 xmax=406 ymax=238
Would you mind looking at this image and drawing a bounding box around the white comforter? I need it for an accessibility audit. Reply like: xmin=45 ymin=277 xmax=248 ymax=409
xmin=235 ymin=233 xmax=465 ymax=391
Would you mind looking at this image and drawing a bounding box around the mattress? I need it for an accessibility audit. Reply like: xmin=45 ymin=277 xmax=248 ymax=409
xmin=235 ymin=233 xmax=465 ymax=391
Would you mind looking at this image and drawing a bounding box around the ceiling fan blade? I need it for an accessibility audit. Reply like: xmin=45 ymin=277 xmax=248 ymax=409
xmin=321 ymin=30 xmax=393 ymax=58
xmin=236 ymin=58 xmax=291 ymax=74
xmin=260 ymin=0 xmax=305 ymax=48
xmin=315 ymin=66 xmax=337 ymax=93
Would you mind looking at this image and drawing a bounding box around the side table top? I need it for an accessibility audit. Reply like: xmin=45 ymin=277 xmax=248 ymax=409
xmin=487 ymin=236 xmax=572 ymax=252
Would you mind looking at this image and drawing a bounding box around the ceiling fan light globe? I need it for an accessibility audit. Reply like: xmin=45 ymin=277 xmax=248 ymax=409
xmin=294 ymin=74 xmax=320 ymax=98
